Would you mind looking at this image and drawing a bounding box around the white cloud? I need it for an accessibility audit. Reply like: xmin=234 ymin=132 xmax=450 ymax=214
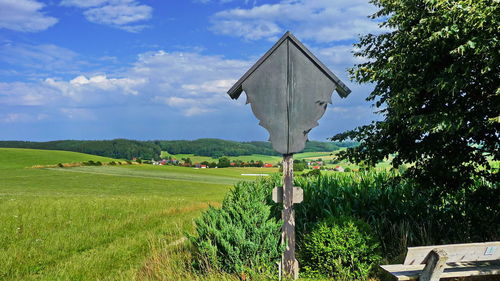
xmin=182 ymin=79 xmax=235 ymax=94
xmin=0 ymin=42 xmax=79 ymax=73
xmin=0 ymin=112 xmax=48 ymax=123
xmin=194 ymin=0 xmax=238 ymax=4
xmin=60 ymin=0 xmax=108 ymax=8
xmin=160 ymin=97 xmax=216 ymax=116
xmin=210 ymin=0 xmax=382 ymax=43
xmin=0 ymin=49 xmax=251 ymax=118
xmin=60 ymin=108 xmax=97 ymax=120
xmin=0 ymin=39 xmax=369 ymax=121
xmin=0 ymin=0 xmax=58 ymax=32
xmin=129 ymin=50 xmax=250 ymax=116
xmin=315 ymin=45 xmax=364 ymax=67
xmin=44 ymin=74 xmax=147 ymax=102
xmin=0 ymin=81 xmax=59 ymax=106
xmin=61 ymin=0 xmax=152 ymax=32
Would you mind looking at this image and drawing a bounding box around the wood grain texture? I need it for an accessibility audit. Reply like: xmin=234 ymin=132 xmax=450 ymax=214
xmin=404 ymin=242 xmax=500 ymax=265
xmin=281 ymin=154 xmax=299 ymax=279
xmin=380 ymin=261 xmax=500 ymax=280
xmin=420 ymin=249 xmax=448 ymax=281
xmin=229 ymin=32 xmax=349 ymax=154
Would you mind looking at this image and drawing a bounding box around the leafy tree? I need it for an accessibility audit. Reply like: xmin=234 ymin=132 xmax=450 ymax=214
xmin=218 ymin=157 xmax=231 ymax=168
xmin=333 ymin=0 xmax=499 ymax=193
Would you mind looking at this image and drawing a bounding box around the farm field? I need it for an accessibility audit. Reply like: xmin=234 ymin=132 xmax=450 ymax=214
xmin=160 ymin=152 xmax=283 ymax=164
xmin=161 ymin=151 xmax=345 ymax=164
xmin=0 ymin=148 xmax=276 ymax=281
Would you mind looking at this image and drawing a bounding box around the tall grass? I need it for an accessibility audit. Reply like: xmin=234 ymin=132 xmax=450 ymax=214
xmin=262 ymin=171 xmax=499 ymax=262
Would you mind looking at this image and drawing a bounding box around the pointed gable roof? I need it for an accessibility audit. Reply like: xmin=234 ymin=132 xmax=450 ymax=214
xmin=227 ymin=31 xmax=351 ymax=100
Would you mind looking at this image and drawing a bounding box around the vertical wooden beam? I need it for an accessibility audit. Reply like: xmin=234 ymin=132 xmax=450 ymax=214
xmin=420 ymin=249 xmax=448 ymax=281
xmin=282 ymin=153 xmax=299 ymax=279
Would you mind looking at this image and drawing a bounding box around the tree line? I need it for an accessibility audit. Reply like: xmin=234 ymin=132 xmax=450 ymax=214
xmin=0 ymin=138 xmax=358 ymax=160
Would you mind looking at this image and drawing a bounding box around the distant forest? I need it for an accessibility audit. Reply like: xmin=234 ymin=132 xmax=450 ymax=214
xmin=0 ymin=139 xmax=358 ymax=160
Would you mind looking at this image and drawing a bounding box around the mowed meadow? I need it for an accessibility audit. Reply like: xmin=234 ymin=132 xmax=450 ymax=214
xmin=0 ymin=148 xmax=277 ymax=281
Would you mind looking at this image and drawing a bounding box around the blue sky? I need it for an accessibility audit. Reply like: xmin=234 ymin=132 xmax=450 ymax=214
xmin=0 ymin=0 xmax=383 ymax=141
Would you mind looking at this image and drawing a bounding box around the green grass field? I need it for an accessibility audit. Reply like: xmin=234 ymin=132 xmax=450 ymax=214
xmin=0 ymin=148 xmax=278 ymax=281
xmin=0 ymin=147 xmax=394 ymax=280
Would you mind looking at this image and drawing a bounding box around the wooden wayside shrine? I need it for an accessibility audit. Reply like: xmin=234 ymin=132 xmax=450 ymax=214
xmin=228 ymin=31 xmax=351 ymax=279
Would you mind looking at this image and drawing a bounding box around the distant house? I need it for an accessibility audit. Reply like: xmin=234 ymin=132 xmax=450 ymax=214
xmin=201 ymin=165 xmax=207 ymax=169
xmin=334 ymin=166 xmax=345 ymax=172
xmin=230 ymin=162 xmax=236 ymax=166
xmin=313 ymin=166 xmax=321 ymax=170
xmin=263 ymin=163 xmax=273 ymax=168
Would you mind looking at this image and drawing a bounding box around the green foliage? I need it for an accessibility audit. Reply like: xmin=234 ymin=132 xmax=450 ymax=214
xmin=293 ymin=161 xmax=307 ymax=172
xmin=190 ymin=181 xmax=282 ymax=276
xmin=0 ymin=139 xmax=161 ymax=160
xmin=262 ymin=172 xmax=499 ymax=261
xmin=332 ymin=0 xmax=499 ymax=193
xmin=0 ymin=139 xmax=358 ymax=161
xmin=157 ymin=139 xmax=357 ymax=158
xmin=301 ymin=169 xmax=322 ymax=177
xmin=217 ymin=157 xmax=231 ymax=168
xmin=300 ymin=216 xmax=381 ymax=280
xmin=82 ymin=160 xmax=102 ymax=166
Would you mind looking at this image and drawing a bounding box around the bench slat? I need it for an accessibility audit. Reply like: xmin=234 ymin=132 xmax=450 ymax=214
xmin=404 ymin=242 xmax=500 ymax=265
xmin=381 ymin=261 xmax=500 ymax=280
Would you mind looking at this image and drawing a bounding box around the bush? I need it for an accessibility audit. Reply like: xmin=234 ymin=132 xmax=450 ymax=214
xmin=293 ymin=162 xmax=306 ymax=171
xmin=300 ymin=216 xmax=381 ymax=280
xmin=109 ymin=161 xmax=116 ymax=165
xmin=301 ymin=169 xmax=321 ymax=177
xmin=57 ymin=163 xmax=64 ymax=168
xmin=189 ymin=180 xmax=282 ymax=277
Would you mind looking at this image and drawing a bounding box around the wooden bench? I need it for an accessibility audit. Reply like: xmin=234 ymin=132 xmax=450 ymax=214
xmin=381 ymin=242 xmax=500 ymax=280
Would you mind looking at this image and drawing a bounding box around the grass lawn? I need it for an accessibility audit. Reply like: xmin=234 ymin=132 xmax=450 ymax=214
xmin=0 ymin=148 xmax=267 ymax=281
xmin=0 ymin=147 xmax=388 ymax=280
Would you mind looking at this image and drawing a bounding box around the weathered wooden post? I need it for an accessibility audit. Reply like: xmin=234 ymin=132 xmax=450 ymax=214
xmin=227 ymin=31 xmax=351 ymax=279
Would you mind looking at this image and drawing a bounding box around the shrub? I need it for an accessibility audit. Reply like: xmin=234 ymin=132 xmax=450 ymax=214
xmin=300 ymin=216 xmax=381 ymax=280
xmin=301 ymin=169 xmax=321 ymax=177
xmin=57 ymin=163 xmax=64 ymax=168
xmin=95 ymin=161 xmax=102 ymax=166
xmin=189 ymin=180 xmax=282 ymax=277
xmin=109 ymin=161 xmax=116 ymax=165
